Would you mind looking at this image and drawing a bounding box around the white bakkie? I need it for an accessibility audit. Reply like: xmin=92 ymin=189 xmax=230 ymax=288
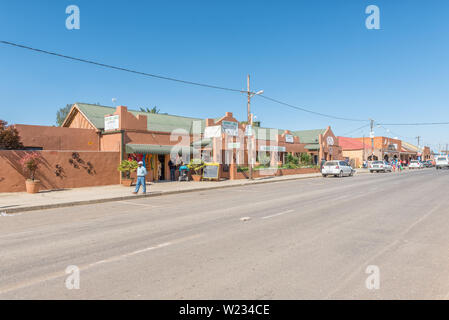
xmin=322 ymin=160 xmax=354 ymax=178
xmin=436 ymin=156 xmax=449 ymax=169
xmin=409 ymin=160 xmax=423 ymax=169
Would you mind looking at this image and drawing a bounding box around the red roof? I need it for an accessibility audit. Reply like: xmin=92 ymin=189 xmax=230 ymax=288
xmin=338 ymin=137 xmax=370 ymax=151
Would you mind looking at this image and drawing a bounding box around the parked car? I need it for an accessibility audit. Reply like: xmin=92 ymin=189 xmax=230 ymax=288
xmin=436 ymin=156 xmax=449 ymax=169
xmin=409 ymin=160 xmax=423 ymax=169
xmin=423 ymin=160 xmax=433 ymax=168
xmin=369 ymin=160 xmax=392 ymax=173
xmin=322 ymin=160 xmax=354 ymax=178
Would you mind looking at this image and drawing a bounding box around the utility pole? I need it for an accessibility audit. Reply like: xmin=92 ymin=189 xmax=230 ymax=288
xmin=446 ymin=143 xmax=448 ymax=155
xmin=245 ymin=75 xmax=263 ymax=180
xmin=363 ymin=134 xmax=366 ymax=162
xmin=247 ymin=75 xmax=253 ymax=180
xmin=416 ymin=136 xmax=421 ymax=160
xmin=370 ymin=119 xmax=374 ymax=160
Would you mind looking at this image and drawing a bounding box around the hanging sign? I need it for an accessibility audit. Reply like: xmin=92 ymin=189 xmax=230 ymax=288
xmin=245 ymin=125 xmax=253 ymax=136
xmin=259 ymin=145 xmax=286 ymax=152
xmin=227 ymin=142 xmax=241 ymax=149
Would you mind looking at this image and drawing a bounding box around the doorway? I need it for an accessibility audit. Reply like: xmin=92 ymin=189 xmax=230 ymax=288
xmin=158 ymin=155 xmax=166 ymax=180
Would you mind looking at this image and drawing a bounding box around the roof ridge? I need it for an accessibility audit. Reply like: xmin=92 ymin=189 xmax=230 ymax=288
xmin=75 ymin=102 xmax=203 ymax=121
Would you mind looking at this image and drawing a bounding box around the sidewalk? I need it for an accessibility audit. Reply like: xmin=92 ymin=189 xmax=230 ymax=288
xmin=0 ymin=169 xmax=369 ymax=214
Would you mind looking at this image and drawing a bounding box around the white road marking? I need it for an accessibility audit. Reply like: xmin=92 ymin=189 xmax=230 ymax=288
xmin=118 ymin=201 xmax=161 ymax=208
xmin=0 ymin=234 xmax=202 ymax=296
xmin=261 ymin=209 xmax=294 ymax=220
xmin=87 ymin=242 xmax=172 ymax=268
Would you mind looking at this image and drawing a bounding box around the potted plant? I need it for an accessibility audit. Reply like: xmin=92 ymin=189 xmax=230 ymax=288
xmin=20 ymin=152 xmax=42 ymax=193
xmin=118 ymin=160 xmax=138 ymax=186
xmin=187 ymin=159 xmax=205 ymax=182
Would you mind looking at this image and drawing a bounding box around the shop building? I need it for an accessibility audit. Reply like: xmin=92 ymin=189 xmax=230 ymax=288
xmin=338 ymin=137 xmax=371 ymax=168
xmin=62 ymin=103 xmax=343 ymax=179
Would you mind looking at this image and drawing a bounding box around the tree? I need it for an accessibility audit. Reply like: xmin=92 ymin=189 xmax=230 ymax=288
xmin=0 ymin=120 xmax=24 ymax=150
xmin=56 ymin=104 xmax=73 ymax=126
xmin=139 ymin=106 xmax=160 ymax=114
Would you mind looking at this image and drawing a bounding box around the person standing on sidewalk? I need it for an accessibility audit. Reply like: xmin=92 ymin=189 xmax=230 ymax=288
xmin=133 ymin=161 xmax=148 ymax=194
xmin=168 ymin=159 xmax=176 ymax=181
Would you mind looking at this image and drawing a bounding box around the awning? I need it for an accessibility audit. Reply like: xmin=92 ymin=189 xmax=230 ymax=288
xmin=126 ymin=144 xmax=195 ymax=155
xmin=304 ymin=144 xmax=320 ymax=151
xmin=191 ymin=138 xmax=212 ymax=147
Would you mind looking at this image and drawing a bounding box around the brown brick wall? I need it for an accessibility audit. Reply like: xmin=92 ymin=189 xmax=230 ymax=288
xmin=0 ymin=150 xmax=120 ymax=192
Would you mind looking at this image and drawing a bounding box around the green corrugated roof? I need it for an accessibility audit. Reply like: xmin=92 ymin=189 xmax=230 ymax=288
xmin=293 ymin=129 xmax=326 ymax=144
xmin=304 ymin=144 xmax=320 ymax=150
xmin=75 ymin=103 xmax=203 ymax=133
xmin=126 ymin=144 xmax=194 ymax=155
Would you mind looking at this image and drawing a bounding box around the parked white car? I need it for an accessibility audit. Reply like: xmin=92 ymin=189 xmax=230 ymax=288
xmin=369 ymin=161 xmax=392 ymax=173
xmin=322 ymin=160 xmax=354 ymax=178
xmin=436 ymin=156 xmax=449 ymax=169
xmin=409 ymin=160 xmax=423 ymax=169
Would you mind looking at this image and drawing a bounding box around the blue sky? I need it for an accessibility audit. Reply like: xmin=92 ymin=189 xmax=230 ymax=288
xmin=1 ymin=0 xmax=449 ymax=151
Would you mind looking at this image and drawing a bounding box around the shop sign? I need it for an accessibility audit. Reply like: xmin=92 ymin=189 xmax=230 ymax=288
xmin=245 ymin=125 xmax=253 ymax=136
xmin=104 ymin=115 xmax=119 ymax=131
xmin=204 ymin=125 xmax=222 ymax=138
xmin=259 ymin=145 xmax=286 ymax=152
xmin=222 ymin=121 xmax=238 ymax=136
xmin=227 ymin=142 xmax=241 ymax=149
xmin=285 ymin=134 xmax=294 ymax=143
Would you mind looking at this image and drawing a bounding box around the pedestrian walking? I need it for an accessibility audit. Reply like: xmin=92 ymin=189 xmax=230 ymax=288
xmin=168 ymin=158 xmax=176 ymax=181
xmin=133 ymin=161 xmax=148 ymax=194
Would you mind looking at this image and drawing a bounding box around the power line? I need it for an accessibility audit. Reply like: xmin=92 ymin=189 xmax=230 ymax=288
xmin=257 ymin=95 xmax=368 ymax=122
xmin=0 ymin=40 xmax=244 ymax=94
xmin=341 ymin=124 xmax=370 ymax=136
xmin=1 ymin=40 xmax=372 ymax=123
xmin=377 ymin=122 xmax=449 ymax=126
xmin=5 ymin=40 xmax=449 ymax=126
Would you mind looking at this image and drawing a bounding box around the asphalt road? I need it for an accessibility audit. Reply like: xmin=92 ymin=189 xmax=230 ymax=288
xmin=1 ymin=168 xmax=449 ymax=299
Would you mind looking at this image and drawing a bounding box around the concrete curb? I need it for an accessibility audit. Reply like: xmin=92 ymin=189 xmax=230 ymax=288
xmin=2 ymin=170 xmax=370 ymax=214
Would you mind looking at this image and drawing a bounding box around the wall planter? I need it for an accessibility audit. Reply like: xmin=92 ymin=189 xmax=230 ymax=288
xmin=121 ymin=178 xmax=134 ymax=187
xmin=25 ymin=179 xmax=41 ymax=194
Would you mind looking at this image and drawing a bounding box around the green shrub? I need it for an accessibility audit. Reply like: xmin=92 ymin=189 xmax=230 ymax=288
xmin=118 ymin=160 xmax=138 ymax=179
xmin=187 ymin=159 xmax=205 ymax=175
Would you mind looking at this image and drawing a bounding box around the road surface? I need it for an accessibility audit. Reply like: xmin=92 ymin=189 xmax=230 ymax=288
xmin=1 ymin=168 xmax=449 ymax=299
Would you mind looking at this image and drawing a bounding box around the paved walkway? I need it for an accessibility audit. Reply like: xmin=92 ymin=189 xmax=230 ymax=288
xmin=0 ymin=169 xmax=370 ymax=214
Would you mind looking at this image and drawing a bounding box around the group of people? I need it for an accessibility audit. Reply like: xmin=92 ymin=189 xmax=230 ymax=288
xmin=390 ymin=159 xmax=404 ymax=172
xmin=362 ymin=158 xmax=409 ymax=171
